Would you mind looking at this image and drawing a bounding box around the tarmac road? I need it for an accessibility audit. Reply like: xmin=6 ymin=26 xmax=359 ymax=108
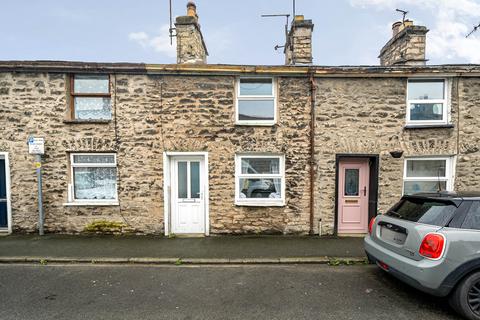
xmin=0 ymin=264 xmax=461 ymax=320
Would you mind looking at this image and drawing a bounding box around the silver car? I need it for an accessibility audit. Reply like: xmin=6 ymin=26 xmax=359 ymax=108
xmin=365 ymin=192 xmax=480 ymax=320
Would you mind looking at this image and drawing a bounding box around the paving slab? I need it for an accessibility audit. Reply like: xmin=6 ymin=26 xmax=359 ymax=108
xmin=0 ymin=235 xmax=366 ymax=263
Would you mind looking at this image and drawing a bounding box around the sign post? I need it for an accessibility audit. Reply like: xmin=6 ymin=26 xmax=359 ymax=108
xmin=28 ymin=137 xmax=45 ymax=236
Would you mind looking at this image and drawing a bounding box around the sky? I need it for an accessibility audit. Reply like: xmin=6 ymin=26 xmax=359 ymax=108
xmin=1 ymin=0 xmax=480 ymax=66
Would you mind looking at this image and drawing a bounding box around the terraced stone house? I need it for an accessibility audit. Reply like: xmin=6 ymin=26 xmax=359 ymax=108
xmin=1 ymin=3 xmax=480 ymax=236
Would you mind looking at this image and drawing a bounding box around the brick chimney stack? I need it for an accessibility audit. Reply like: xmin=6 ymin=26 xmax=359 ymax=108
xmin=285 ymin=15 xmax=314 ymax=65
xmin=175 ymin=1 xmax=208 ymax=64
xmin=379 ymin=20 xmax=428 ymax=66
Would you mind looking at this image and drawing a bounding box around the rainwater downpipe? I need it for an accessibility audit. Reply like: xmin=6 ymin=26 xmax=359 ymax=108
xmin=309 ymin=70 xmax=317 ymax=235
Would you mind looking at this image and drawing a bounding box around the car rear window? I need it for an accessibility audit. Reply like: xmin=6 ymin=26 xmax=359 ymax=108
xmin=386 ymin=197 xmax=457 ymax=226
xmin=462 ymin=201 xmax=480 ymax=230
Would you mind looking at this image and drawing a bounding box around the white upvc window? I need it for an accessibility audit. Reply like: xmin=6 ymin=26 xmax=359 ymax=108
xmin=68 ymin=153 xmax=118 ymax=204
xmin=235 ymin=154 xmax=285 ymax=206
xmin=403 ymin=157 xmax=455 ymax=195
xmin=406 ymin=79 xmax=449 ymax=126
xmin=236 ymin=77 xmax=277 ymax=125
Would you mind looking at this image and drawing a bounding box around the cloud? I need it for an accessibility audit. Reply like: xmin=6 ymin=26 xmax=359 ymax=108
xmin=203 ymin=26 xmax=233 ymax=63
xmin=128 ymin=25 xmax=176 ymax=58
xmin=350 ymin=0 xmax=480 ymax=63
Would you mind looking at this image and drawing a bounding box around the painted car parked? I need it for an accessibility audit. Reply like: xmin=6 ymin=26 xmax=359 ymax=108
xmin=364 ymin=192 xmax=480 ymax=320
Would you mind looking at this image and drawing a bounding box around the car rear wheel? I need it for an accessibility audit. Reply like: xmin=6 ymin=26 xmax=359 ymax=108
xmin=450 ymin=271 xmax=480 ymax=320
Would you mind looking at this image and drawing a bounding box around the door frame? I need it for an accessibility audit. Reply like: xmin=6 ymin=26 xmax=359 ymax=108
xmin=163 ymin=152 xmax=209 ymax=236
xmin=0 ymin=152 xmax=12 ymax=234
xmin=334 ymin=154 xmax=379 ymax=236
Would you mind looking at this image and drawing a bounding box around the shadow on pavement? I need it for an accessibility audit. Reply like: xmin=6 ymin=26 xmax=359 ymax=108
xmin=367 ymin=267 xmax=461 ymax=319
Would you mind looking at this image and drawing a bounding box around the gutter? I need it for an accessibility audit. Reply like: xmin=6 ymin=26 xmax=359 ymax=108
xmin=145 ymin=64 xmax=480 ymax=78
xmin=2 ymin=61 xmax=480 ymax=77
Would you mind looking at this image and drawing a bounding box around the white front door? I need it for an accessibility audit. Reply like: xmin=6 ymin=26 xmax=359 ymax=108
xmin=171 ymin=156 xmax=205 ymax=234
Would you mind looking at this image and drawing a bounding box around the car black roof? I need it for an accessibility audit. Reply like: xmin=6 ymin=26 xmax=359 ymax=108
xmin=405 ymin=191 xmax=480 ymax=202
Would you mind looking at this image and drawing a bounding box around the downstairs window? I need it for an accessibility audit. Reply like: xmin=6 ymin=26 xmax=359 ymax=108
xmin=69 ymin=153 xmax=118 ymax=203
xmin=403 ymin=157 xmax=454 ymax=195
xmin=235 ymin=154 xmax=285 ymax=206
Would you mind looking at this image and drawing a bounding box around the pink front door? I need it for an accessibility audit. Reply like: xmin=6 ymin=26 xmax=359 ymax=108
xmin=338 ymin=159 xmax=370 ymax=234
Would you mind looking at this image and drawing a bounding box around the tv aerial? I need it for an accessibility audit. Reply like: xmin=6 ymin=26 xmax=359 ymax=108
xmin=396 ymin=8 xmax=408 ymax=23
xmin=261 ymin=0 xmax=297 ymax=51
xmin=169 ymin=0 xmax=176 ymax=45
xmin=261 ymin=14 xmax=291 ymax=50
xmin=466 ymin=22 xmax=480 ymax=38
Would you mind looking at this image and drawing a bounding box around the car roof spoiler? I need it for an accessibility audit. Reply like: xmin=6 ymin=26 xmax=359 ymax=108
xmin=402 ymin=194 xmax=462 ymax=207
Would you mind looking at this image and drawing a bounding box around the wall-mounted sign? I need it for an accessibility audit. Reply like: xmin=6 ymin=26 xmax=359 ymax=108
xmin=28 ymin=137 xmax=45 ymax=155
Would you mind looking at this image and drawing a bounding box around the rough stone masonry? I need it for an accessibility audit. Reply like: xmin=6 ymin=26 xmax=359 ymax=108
xmin=1 ymin=64 xmax=480 ymax=235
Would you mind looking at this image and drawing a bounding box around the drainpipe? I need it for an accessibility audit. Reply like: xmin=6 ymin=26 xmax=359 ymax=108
xmin=309 ymin=69 xmax=317 ymax=235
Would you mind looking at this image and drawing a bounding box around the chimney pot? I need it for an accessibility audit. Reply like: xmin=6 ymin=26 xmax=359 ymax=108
xmin=403 ymin=19 xmax=413 ymax=27
xmin=294 ymin=15 xmax=305 ymax=22
xmin=392 ymin=21 xmax=402 ymax=37
xmin=187 ymin=1 xmax=197 ymax=18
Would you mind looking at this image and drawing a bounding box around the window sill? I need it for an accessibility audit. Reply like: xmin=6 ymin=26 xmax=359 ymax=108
xmin=63 ymin=202 xmax=119 ymax=207
xmin=404 ymin=124 xmax=454 ymax=129
xmin=235 ymin=122 xmax=276 ymax=127
xmin=63 ymin=119 xmax=112 ymax=124
xmin=235 ymin=201 xmax=285 ymax=207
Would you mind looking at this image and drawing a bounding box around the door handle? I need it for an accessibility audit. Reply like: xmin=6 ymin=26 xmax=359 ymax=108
xmin=363 ymin=186 xmax=367 ymax=196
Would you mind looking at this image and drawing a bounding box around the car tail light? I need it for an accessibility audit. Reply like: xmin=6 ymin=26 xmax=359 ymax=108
xmin=368 ymin=216 xmax=377 ymax=234
xmin=377 ymin=261 xmax=389 ymax=271
xmin=419 ymin=233 xmax=445 ymax=260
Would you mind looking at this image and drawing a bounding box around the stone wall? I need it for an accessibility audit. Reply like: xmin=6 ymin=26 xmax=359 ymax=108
xmin=314 ymin=77 xmax=458 ymax=234
xmin=456 ymin=77 xmax=480 ymax=191
xmin=0 ymin=72 xmax=311 ymax=234
xmin=1 ymin=69 xmax=479 ymax=235
xmin=0 ymin=72 xmax=154 ymax=233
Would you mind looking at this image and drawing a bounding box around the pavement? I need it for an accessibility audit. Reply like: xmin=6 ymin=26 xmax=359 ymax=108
xmin=0 ymin=264 xmax=461 ymax=320
xmin=0 ymin=234 xmax=366 ymax=264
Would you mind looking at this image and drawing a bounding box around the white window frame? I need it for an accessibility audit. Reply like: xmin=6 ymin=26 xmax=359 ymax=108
xmin=402 ymin=156 xmax=455 ymax=195
xmin=406 ymin=78 xmax=449 ymax=126
xmin=66 ymin=153 xmax=119 ymax=206
xmin=235 ymin=77 xmax=277 ymax=126
xmin=235 ymin=154 xmax=285 ymax=206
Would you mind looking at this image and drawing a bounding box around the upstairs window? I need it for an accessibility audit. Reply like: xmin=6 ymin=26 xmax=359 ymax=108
xmin=235 ymin=154 xmax=285 ymax=206
xmin=403 ymin=157 xmax=454 ymax=195
xmin=71 ymin=75 xmax=111 ymax=120
xmin=407 ymin=79 xmax=448 ymax=125
xmin=236 ymin=78 xmax=276 ymax=125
